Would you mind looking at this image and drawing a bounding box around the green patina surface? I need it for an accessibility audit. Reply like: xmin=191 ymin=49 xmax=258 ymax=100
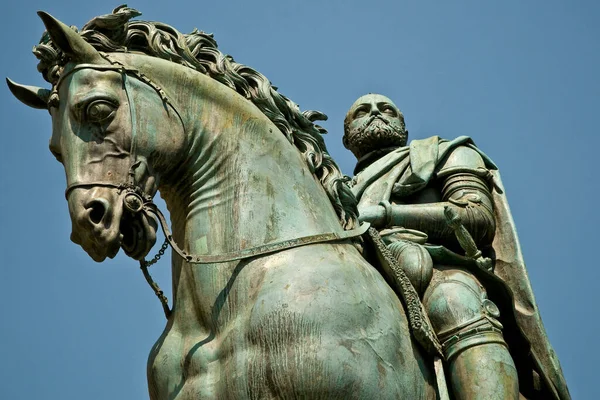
xmin=8 ymin=6 xmax=569 ymax=400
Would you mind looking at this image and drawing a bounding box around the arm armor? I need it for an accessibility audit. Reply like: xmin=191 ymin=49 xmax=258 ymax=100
xmin=440 ymin=169 xmax=496 ymax=245
xmin=386 ymin=148 xmax=496 ymax=248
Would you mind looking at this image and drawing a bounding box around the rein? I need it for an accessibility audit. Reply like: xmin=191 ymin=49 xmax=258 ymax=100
xmin=58 ymin=56 xmax=370 ymax=319
xmin=141 ymin=201 xmax=369 ymax=319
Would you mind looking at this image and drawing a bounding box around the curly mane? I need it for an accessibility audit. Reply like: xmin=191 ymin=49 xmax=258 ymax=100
xmin=34 ymin=5 xmax=358 ymax=230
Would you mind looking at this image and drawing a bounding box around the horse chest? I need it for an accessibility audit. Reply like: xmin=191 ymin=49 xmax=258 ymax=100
xmin=147 ymin=247 xmax=434 ymax=399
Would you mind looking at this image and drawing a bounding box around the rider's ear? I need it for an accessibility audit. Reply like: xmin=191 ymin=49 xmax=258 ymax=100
xmin=37 ymin=11 xmax=105 ymax=64
xmin=6 ymin=78 xmax=50 ymax=109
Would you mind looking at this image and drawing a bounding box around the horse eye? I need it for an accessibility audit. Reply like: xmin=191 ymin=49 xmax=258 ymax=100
xmin=86 ymin=100 xmax=117 ymax=124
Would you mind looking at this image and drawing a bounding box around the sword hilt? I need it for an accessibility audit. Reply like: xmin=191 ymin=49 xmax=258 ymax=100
xmin=443 ymin=206 xmax=482 ymax=259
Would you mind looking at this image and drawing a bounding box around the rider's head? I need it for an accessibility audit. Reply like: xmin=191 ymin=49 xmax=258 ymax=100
xmin=343 ymin=94 xmax=408 ymax=159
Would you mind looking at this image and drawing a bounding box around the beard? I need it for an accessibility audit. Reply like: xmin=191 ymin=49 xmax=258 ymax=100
xmin=344 ymin=116 xmax=408 ymax=159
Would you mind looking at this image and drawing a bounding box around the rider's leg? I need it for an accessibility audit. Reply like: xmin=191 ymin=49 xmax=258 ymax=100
xmin=386 ymin=238 xmax=433 ymax=296
xmin=423 ymin=268 xmax=519 ymax=400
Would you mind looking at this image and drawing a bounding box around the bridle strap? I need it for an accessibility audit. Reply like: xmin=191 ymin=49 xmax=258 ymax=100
xmin=59 ymin=53 xmax=184 ymax=200
xmin=146 ymin=203 xmax=370 ymax=264
xmin=65 ymin=182 xmax=122 ymax=199
xmin=54 ymin=56 xmax=184 ymax=127
xmin=142 ymin=205 xmax=369 ymax=319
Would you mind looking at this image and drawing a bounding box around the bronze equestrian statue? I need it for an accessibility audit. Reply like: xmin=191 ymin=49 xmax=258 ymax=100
xmin=7 ymin=6 xmax=569 ymax=399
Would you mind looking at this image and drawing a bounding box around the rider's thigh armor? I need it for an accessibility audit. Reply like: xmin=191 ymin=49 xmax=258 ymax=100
xmin=423 ymin=267 xmax=507 ymax=361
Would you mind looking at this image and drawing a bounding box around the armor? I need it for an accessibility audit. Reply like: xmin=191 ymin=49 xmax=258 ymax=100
xmin=346 ymin=94 xmax=570 ymax=399
xmin=383 ymin=143 xmax=510 ymax=367
xmin=383 ymin=145 xmax=496 ymax=249
xmin=424 ymin=268 xmax=506 ymax=361
xmin=383 ymin=234 xmax=433 ymax=296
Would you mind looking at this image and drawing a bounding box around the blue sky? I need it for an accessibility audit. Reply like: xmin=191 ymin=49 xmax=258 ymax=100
xmin=1 ymin=1 xmax=598 ymax=398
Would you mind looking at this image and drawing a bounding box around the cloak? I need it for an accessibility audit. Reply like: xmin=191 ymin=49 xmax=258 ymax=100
xmin=352 ymin=136 xmax=570 ymax=400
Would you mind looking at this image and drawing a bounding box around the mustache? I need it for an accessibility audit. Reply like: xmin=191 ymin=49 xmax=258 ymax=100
xmin=346 ymin=115 xmax=406 ymax=142
xmin=344 ymin=115 xmax=407 ymax=159
xmin=361 ymin=115 xmax=391 ymax=130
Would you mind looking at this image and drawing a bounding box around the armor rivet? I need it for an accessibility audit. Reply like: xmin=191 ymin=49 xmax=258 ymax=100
xmin=483 ymin=299 xmax=500 ymax=318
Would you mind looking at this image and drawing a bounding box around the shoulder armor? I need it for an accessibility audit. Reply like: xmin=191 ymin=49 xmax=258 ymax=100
xmin=436 ymin=146 xmax=489 ymax=180
xmin=439 ymin=145 xmax=486 ymax=171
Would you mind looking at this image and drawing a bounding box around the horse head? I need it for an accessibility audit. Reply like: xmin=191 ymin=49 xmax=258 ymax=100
xmin=9 ymin=8 xmax=360 ymax=264
xmin=8 ymin=12 xmax=186 ymax=261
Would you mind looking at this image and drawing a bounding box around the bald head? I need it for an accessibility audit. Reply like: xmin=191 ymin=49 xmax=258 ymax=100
xmin=343 ymin=94 xmax=408 ymax=159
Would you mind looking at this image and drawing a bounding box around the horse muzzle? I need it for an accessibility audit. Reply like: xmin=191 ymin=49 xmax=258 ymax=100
xmin=67 ymin=186 xmax=157 ymax=262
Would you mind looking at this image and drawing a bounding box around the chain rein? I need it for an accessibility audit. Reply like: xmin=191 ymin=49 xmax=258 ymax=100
xmin=139 ymin=239 xmax=171 ymax=318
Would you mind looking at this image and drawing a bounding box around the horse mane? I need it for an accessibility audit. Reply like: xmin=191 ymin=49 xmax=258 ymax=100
xmin=34 ymin=6 xmax=358 ymax=229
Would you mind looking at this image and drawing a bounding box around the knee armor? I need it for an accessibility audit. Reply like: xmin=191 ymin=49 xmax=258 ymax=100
xmin=423 ymin=269 xmax=506 ymax=361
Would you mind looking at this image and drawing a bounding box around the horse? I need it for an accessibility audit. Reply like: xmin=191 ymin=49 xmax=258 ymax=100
xmin=8 ymin=10 xmax=436 ymax=399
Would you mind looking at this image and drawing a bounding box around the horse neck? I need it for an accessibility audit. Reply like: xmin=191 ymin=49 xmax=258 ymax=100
xmin=157 ymin=73 xmax=344 ymax=260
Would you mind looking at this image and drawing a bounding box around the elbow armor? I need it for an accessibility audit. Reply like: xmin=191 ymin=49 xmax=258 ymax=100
xmin=439 ymin=168 xmax=496 ymax=247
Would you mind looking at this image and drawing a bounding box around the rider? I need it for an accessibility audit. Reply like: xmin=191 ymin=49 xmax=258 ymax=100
xmin=344 ymin=93 xmax=570 ymax=400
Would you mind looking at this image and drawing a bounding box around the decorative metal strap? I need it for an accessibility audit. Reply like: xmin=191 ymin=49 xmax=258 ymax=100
xmin=138 ymin=202 xmax=368 ymax=319
xmin=365 ymin=227 xmax=443 ymax=357
xmin=145 ymin=204 xmax=370 ymax=264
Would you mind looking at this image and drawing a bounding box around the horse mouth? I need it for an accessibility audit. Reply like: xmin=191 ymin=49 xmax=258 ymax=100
xmin=119 ymin=212 xmax=158 ymax=260
xmin=74 ymin=232 xmax=121 ymax=263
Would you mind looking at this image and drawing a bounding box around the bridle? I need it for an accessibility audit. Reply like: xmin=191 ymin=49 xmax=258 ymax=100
xmin=59 ymin=53 xmax=184 ymax=201
xmin=54 ymin=53 xmax=370 ymax=319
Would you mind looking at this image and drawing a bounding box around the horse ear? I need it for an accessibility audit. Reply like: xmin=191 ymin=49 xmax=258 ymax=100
xmin=37 ymin=11 xmax=104 ymax=63
xmin=6 ymin=78 xmax=50 ymax=109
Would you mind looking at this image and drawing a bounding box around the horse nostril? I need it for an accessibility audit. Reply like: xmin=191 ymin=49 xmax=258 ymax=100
xmin=86 ymin=199 xmax=108 ymax=224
